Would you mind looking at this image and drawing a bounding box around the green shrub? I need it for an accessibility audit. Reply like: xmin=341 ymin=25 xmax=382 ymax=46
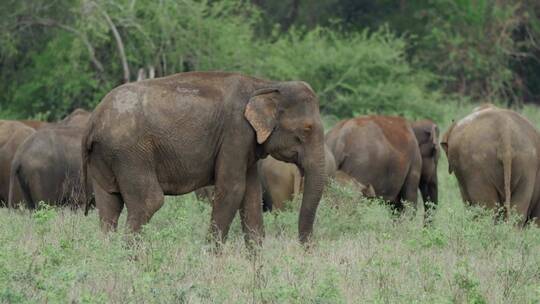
xmin=256 ymin=27 xmax=443 ymax=121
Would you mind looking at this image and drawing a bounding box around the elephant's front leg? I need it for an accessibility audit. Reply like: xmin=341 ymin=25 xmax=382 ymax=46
xmin=240 ymin=163 xmax=264 ymax=247
xmin=209 ymin=154 xmax=247 ymax=245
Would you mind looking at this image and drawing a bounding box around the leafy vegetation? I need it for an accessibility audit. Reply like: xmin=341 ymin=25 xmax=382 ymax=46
xmin=0 ymin=104 xmax=539 ymax=303
xmin=2 ymin=0 xmax=540 ymax=121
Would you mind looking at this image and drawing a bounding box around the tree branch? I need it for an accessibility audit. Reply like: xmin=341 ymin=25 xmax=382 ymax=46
xmin=99 ymin=7 xmax=130 ymax=83
xmin=23 ymin=18 xmax=104 ymax=72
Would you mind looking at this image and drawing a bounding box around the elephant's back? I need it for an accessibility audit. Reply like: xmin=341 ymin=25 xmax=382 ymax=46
xmin=0 ymin=120 xmax=34 ymax=147
xmin=15 ymin=128 xmax=61 ymax=170
xmin=341 ymin=116 xmax=418 ymax=161
xmin=333 ymin=116 xmax=416 ymax=199
xmin=450 ymin=108 xmax=538 ymax=156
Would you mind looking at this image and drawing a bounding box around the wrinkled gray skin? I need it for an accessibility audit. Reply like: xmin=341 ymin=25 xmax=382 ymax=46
xmin=0 ymin=121 xmax=35 ymax=206
xmin=326 ymin=116 xmax=422 ymax=212
xmin=258 ymin=145 xmax=336 ymax=211
xmin=9 ymin=125 xmax=91 ymax=209
xmin=82 ymin=72 xmax=326 ymax=245
xmin=441 ymin=105 xmax=540 ymax=226
xmin=410 ymin=120 xmax=440 ymax=217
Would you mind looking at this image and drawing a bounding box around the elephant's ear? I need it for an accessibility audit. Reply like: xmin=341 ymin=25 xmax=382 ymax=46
xmin=245 ymin=88 xmax=279 ymax=144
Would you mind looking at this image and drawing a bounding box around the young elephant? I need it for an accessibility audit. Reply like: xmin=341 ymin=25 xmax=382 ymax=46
xmin=441 ymin=105 xmax=540 ymax=225
xmin=410 ymin=120 xmax=440 ymax=216
xmin=82 ymin=72 xmax=326 ymax=245
xmin=258 ymin=146 xmax=373 ymax=210
xmin=334 ymin=171 xmax=376 ymax=198
xmin=9 ymin=126 xmax=91 ymax=209
xmin=0 ymin=121 xmax=35 ymax=206
xmin=258 ymin=146 xmax=335 ymax=211
xmin=326 ymin=116 xmax=422 ymax=211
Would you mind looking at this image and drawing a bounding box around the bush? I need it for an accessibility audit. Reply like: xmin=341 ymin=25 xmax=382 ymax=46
xmin=1 ymin=0 xmax=443 ymax=121
xmin=256 ymin=27 xmax=444 ymax=121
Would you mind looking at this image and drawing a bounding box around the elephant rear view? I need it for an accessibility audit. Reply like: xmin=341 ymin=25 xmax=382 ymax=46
xmin=326 ymin=116 xmax=423 ymax=211
xmin=0 ymin=121 xmax=35 ymax=206
xmin=9 ymin=126 xmax=90 ymax=209
xmin=442 ymin=104 xmax=540 ymax=225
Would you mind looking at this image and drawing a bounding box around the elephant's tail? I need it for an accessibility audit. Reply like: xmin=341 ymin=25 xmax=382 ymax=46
xmin=501 ymin=128 xmax=513 ymax=220
xmin=81 ymin=121 xmax=93 ymax=216
xmin=8 ymin=156 xmax=32 ymax=209
xmin=7 ymin=158 xmax=20 ymax=208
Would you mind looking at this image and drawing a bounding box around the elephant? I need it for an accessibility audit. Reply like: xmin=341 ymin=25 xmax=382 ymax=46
xmin=19 ymin=120 xmax=50 ymax=130
xmin=9 ymin=126 xmax=91 ymax=209
xmin=0 ymin=121 xmax=35 ymax=206
xmin=410 ymin=119 xmax=440 ymax=217
xmin=325 ymin=115 xmax=422 ymax=212
xmin=59 ymin=108 xmax=91 ymax=127
xmin=194 ymin=186 xmax=214 ymax=202
xmin=334 ymin=170 xmax=376 ymax=198
xmin=441 ymin=104 xmax=540 ymax=225
xmin=258 ymin=145 xmax=336 ymax=211
xmin=81 ymin=71 xmax=326 ymax=245
xmin=8 ymin=110 xmax=92 ymax=209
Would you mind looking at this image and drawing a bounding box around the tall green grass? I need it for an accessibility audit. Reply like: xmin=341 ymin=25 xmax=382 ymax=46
xmin=0 ymin=104 xmax=539 ymax=303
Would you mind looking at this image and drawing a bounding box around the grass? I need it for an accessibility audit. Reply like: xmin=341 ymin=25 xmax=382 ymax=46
xmin=1 ymin=103 xmax=540 ymax=303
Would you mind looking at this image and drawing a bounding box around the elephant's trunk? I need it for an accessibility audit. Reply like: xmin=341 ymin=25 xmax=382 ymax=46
xmin=298 ymin=144 xmax=326 ymax=244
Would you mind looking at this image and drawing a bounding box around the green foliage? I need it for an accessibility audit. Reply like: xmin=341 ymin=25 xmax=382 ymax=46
xmin=1 ymin=0 xmax=444 ymax=121
xmin=10 ymin=33 xmax=103 ymax=120
xmin=413 ymin=0 xmax=525 ymax=103
xmin=257 ymin=27 xmax=443 ymax=120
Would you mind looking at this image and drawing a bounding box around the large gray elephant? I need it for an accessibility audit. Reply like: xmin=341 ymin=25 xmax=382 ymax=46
xmin=0 ymin=121 xmax=35 ymax=206
xmin=441 ymin=104 xmax=540 ymax=225
xmin=8 ymin=110 xmax=92 ymax=209
xmin=82 ymin=72 xmax=326 ymax=245
xmin=326 ymin=115 xmax=423 ymax=212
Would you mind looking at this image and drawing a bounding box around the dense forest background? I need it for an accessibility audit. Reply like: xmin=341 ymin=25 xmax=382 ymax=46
xmin=1 ymin=0 xmax=539 ymax=121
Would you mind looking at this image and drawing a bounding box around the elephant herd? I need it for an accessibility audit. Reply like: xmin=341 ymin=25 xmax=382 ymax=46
xmin=1 ymin=72 xmax=539 ymax=248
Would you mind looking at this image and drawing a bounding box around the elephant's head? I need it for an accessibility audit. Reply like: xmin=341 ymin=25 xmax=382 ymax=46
xmin=411 ymin=120 xmax=440 ymax=204
xmin=245 ymin=81 xmax=326 ymax=243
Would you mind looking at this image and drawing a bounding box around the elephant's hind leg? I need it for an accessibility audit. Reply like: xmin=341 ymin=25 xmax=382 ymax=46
xmin=529 ymin=201 xmax=540 ymax=226
xmin=459 ymin=171 xmax=500 ymax=212
xmin=506 ymin=175 xmax=535 ymax=226
xmin=117 ymin=170 xmax=164 ymax=233
xmin=93 ymin=179 xmax=124 ymax=232
xmin=398 ymin=166 xmax=421 ymax=211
